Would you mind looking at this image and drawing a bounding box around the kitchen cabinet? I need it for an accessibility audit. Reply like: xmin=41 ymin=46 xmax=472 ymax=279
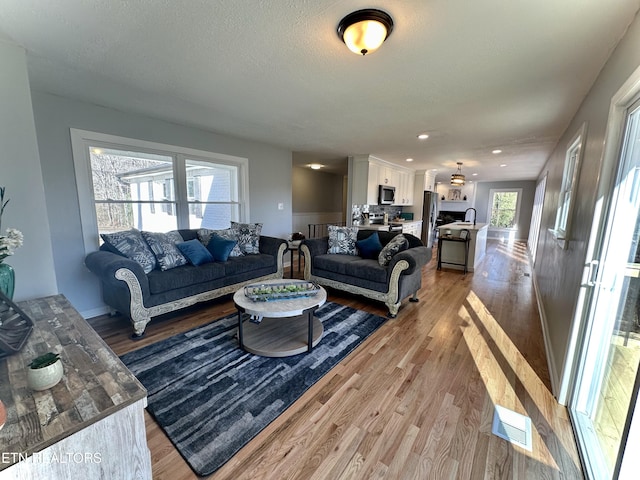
xmin=400 ymin=220 xmax=422 ymax=237
xmin=350 ymin=155 xmax=414 ymax=206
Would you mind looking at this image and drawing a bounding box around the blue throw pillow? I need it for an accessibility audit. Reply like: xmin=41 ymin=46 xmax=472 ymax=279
xmin=177 ymin=239 xmax=213 ymax=266
xmin=206 ymin=234 xmax=238 ymax=262
xmin=356 ymin=232 xmax=383 ymax=259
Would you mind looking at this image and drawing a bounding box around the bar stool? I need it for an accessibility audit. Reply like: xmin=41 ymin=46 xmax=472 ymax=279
xmin=437 ymin=229 xmax=470 ymax=274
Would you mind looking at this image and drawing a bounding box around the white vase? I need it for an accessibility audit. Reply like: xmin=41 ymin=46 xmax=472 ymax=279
xmin=27 ymin=359 xmax=64 ymax=391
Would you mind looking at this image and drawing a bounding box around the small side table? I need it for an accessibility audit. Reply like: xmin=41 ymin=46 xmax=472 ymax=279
xmin=287 ymin=240 xmax=302 ymax=278
xmin=437 ymin=234 xmax=470 ymax=274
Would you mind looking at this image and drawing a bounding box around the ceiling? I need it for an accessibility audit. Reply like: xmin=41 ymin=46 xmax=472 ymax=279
xmin=1 ymin=1 xmax=639 ymax=182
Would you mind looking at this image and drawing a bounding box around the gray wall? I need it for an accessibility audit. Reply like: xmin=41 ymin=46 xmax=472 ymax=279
xmin=292 ymin=166 xmax=344 ymax=213
xmin=534 ymin=10 xmax=640 ymax=394
xmin=31 ymin=91 xmax=293 ymax=318
xmin=475 ymin=180 xmax=536 ymax=240
xmin=0 ymin=41 xmax=58 ymax=301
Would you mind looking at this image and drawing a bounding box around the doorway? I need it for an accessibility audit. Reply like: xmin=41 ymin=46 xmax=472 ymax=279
xmin=570 ymin=97 xmax=640 ymax=479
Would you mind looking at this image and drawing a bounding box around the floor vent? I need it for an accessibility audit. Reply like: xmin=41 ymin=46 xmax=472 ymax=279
xmin=491 ymin=405 xmax=533 ymax=451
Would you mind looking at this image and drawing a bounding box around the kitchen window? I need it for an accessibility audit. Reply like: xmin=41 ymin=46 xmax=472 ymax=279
xmin=70 ymin=129 xmax=249 ymax=253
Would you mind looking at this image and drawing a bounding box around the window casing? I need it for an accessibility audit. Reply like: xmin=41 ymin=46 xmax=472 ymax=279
xmin=487 ymin=188 xmax=523 ymax=230
xmin=71 ymin=129 xmax=249 ymax=253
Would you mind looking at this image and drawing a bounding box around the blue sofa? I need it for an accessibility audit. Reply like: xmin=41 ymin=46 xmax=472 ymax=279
xmin=85 ymin=229 xmax=286 ymax=337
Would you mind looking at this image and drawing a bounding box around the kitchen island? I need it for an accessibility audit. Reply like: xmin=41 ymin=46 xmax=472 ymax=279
xmin=436 ymin=222 xmax=488 ymax=272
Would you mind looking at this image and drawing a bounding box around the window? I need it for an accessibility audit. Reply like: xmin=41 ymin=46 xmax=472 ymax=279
xmin=71 ymin=129 xmax=249 ymax=252
xmin=488 ymin=188 xmax=522 ymax=230
xmin=553 ymin=122 xmax=587 ymax=248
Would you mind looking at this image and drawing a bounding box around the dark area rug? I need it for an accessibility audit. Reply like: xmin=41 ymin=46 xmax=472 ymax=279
xmin=120 ymin=302 xmax=387 ymax=477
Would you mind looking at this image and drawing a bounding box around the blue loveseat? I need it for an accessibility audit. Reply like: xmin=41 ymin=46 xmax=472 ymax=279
xmin=85 ymin=229 xmax=286 ymax=337
xmin=300 ymin=230 xmax=431 ymax=317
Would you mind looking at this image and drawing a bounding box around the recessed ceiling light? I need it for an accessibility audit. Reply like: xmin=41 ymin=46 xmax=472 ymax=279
xmin=492 ymin=149 xmax=502 ymax=154
xmin=500 ymin=164 xmax=507 ymax=167
xmin=417 ymin=134 xmax=429 ymax=140
xmin=406 ymin=158 xmax=413 ymax=162
xmin=309 ymin=163 xmax=324 ymax=170
xmin=472 ymin=173 xmax=478 ymax=176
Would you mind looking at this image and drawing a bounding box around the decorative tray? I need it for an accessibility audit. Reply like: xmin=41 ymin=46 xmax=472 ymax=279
xmin=244 ymin=281 xmax=320 ymax=302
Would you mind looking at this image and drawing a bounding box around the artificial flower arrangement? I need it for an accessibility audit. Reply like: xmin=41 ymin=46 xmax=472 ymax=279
xmin=0 ymin=187 xmax=23 ymax=263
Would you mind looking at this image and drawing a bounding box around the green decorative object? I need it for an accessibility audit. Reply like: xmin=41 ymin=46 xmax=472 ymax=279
xmin=0 ymin=263 xmax=14 ymax=300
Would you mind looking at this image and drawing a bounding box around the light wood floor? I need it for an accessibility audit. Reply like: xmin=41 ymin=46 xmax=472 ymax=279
xmin=90 ymin=240 xmax=583 ymax=479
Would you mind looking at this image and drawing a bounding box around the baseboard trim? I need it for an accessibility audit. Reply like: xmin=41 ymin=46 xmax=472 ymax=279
xmin=80 ymin=305 xmax=111 ymax=320
xmin=529 ymin=254 xmax=561 ymax=400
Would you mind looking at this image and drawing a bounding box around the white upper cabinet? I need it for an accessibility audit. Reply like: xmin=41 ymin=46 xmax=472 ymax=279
xmin=350 ymin=155 xmax=415 ymax=206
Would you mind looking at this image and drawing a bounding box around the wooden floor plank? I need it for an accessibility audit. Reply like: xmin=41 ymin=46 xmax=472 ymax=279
xmin=90 ymin=240 xmax=583 ymax=479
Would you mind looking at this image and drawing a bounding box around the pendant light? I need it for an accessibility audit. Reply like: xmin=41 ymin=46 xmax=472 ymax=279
xmin=451 ymin=162 xmax=466 ymax=186
xmin=337 ymin=9 xmax=394 ymax=56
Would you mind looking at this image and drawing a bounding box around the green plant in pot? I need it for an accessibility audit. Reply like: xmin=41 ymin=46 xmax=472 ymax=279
xmin=27 ymin=352 xmax=63 ymax=391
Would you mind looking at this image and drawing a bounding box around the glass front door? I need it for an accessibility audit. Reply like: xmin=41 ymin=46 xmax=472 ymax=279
xmin=570 ymin=98 xmax=640 ymax=479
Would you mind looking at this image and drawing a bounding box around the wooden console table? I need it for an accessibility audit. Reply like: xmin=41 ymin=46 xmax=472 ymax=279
xmin=0 ymin=295 xmax=151 ymax=479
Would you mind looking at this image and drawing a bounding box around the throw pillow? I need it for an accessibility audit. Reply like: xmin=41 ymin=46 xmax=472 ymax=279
xmin=378 ymin=234 xmax=409 ymax=267
xmin=356 ymin=232 xmax=383 ymax=259
xmin=141 ymin=231 xmax=187 ymax=271
xmin=101 ymin=229 xmax=157 ymax=274
xmin=197 ymin=228 xmax=243 ymax=257
xmin=206 ymin=234 xmax=238 ymax=262
xmin=177 ymin=239 xmax=214 ymax=266
xmin=327 ymin=225 xmax=359 ymax=255
xmin=231 ymin=222 xmax=263 ymax=255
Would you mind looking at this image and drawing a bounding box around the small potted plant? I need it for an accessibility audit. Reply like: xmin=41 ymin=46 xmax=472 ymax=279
xmin=26 ymin=352 xmax=63 ymax=391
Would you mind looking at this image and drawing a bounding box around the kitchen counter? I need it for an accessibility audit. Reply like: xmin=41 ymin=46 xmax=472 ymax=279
xmin=436 ymin=222 xmax=488 ymax=272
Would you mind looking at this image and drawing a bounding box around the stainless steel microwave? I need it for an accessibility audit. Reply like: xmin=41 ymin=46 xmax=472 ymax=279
xmin=378 ymin=185 xmax=395 ymax=205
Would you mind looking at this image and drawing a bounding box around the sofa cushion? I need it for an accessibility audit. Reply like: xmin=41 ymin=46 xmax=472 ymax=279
xmin=378 ymin=234 xmax=409 ymax=267
xmin=198 ymin=228 xmax=243 ymax=257
xmin=141 ymin=230 xmax=187 ymax=271
xmin=328 ymin=225 xmax=359 ymax=255
xmin=177 ymin=239 xmax=214 ymax=266
xmin=356 ymin=232 xmax=383 ymax=259
xmin=147 ymin=262 xmax=226 ymax=295
xmin=207 ymin=234 xmax=238 ymax=262
xmin=223 ymin=254 xmax=275 ymax=276
xmin=231 ymin=222 xmax=263 ymax=254
xmin=313 ymin=253 xmax=361 ymax=275
xmin=101 ymin=228 xmax=157 ymax=274
xmin=344 ymin=259 xmax=389 ymax=284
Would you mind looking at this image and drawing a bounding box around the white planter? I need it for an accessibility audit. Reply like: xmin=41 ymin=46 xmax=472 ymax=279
xmin=27 ymin=359 xmax=64 ymax=391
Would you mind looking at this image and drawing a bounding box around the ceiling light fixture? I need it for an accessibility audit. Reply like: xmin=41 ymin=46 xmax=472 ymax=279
xmin=309 ymin=163 xmax=324 ymax=170
xmin=406 ymin=158 xmax=413 ymax=162
xmin=417 ymin=133 xmax=429 ymax=140
xmin=492 ymin=149 xmax=502 ymax=154
xmin=451 ymin=162 xmax=466 ymax=186
xmin=337 ymin=9 xmax=394 ymax=56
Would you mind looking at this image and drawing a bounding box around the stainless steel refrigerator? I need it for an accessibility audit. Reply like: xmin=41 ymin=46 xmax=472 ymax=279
xmin=421 ymin=191 xmax=438 ymax=248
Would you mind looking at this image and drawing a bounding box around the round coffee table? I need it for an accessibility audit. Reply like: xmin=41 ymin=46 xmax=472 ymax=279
xmin=233 ymin=280 xmax=327 ymax=357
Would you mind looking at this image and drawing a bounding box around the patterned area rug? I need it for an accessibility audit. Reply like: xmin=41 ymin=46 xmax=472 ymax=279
xmin=120 ymin=302 xmax=387 ymax=476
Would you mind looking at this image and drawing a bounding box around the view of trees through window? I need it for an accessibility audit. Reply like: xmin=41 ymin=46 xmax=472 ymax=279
xmin=90 ymin=147 xmax=239 ymax=234
xmin=489 ymin=191 xmax=519 ymax=228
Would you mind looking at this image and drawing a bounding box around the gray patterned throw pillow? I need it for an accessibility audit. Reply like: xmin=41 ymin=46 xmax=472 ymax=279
xmin=197 ymin=228 xmax=243 ymax=257
xmin=378 ymin=234 xmax=409 ymax=267
xmin=141 ymin=231 xmax=187 ymax=271
xmin=327 ymin=225 xmax=359 ymax=255
xmin=101 ymin=228 xmax=157 ymax=274
xmin=231 ymin=222 xmax=263 ymax=255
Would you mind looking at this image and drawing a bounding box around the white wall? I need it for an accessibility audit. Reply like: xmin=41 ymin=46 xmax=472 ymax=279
xmin=534 ymin=10 xmax=640 ymax=395
xmin=0 ymin=40 xmax=57 ymax=301
xmin=30 ymin=91 xmax=292 ymax=318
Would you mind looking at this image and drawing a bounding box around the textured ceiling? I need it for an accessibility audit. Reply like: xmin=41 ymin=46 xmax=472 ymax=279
xmin=1 ymin=0 xmax=639 ymax=181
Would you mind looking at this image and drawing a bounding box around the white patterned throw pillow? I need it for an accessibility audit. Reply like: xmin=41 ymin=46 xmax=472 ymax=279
xmin=231 ymin=222 xmax=263 ymax=255
xmin=141 ymin=231 xmax=187 ymax=271
xmin=378 ymin=234 xmax=409 ymax=267
xmin=327 ymin=225 xmax=359 ymax=255
xmin=101 ymin=228 xmax=157 ymax=274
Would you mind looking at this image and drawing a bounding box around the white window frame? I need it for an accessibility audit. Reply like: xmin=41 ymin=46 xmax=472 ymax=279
xmin=486 ymin=188 xmax=523 ymax=231
xmin=552 ymin=122 xmax=587 ymax=249
xmin=70 ymin=129 xmax=250 ymax=254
